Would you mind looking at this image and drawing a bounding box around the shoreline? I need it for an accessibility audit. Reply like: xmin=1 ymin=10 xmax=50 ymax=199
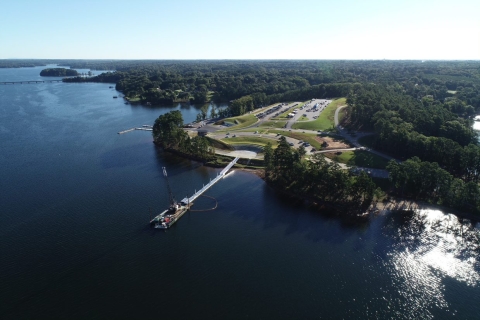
xmin=236 ymin=168 xmax=480 ymax=222
xmin=158 ymin=144 xmax=480 ymax=223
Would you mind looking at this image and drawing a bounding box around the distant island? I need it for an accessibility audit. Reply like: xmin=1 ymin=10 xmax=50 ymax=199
xmin=40 ymin=68 xmax=79 ymax=77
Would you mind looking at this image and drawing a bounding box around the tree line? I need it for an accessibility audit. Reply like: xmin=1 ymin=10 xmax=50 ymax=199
xmin=387 ymin=157 xmax=480 ymax=214
xmin=264 ymin=137 xmax=380 ymax=212
xmin=56 ymin=60 xmax=480 ymax=113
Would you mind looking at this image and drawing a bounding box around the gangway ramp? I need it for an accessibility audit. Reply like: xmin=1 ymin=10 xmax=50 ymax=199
xmin=180 ymin=157 xmax=239 ymax=204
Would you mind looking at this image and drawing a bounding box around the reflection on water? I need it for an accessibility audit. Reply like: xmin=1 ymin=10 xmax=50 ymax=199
xmin=384 ymin=209 xmax=480 ymax=318
xmin=473 ymin=120 xmax=480 ymax=131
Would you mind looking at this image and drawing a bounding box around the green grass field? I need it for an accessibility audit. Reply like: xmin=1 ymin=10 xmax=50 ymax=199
xmin=297 ymin=115 xmax=309 ymax=121
xmin=324 ymin=150 xmax=389 ymax=169
xmin=292 ymin=98 xmax=346 ymax=131
xmin=221 ymin=114 xmax=258 ymax=130
xmin=126 ymin=96 xmax=141 ymax=102
xmin=258 ymin=120 xmax=287 ymax=128
xmin=220 ymin=136 xmax=279 ymax=147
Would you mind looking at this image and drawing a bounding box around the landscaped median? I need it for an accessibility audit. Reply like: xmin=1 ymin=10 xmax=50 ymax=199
xmin=292 ymin=98 xmax=346 ymax=131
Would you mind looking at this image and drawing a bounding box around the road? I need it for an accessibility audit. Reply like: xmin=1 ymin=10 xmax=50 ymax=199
xmin=334 ymin=106 xmax=396 ymax=161
xmin=333 ymin=106 xmax=391 ymax=178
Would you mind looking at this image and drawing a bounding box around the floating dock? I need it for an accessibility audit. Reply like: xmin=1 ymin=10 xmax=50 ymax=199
xmin=118 ymin=126 xmax=153 ymax=134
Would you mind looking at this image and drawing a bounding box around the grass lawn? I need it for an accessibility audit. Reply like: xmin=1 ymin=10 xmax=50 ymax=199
xmin=292 ymin=98 xmax=346 ymax=131
xmin=222 ymin=114 xmax=258 ymax=130
xmin=297 ymin=115 xmax=309 ymax=121
xmin=205 ymin=137 xmax=235 ymax=150
xmin=220 ymin=136 xmax=279 ymax=147
xmin=126 ymin=96 xmax=141 ymax=102
xmin=259 ymin=120 xmax=287 ymax=128
xmin=241 ymin=128 xmax=270 ymax=133
xmin=324 ymin=150 xmax=390 ymax=169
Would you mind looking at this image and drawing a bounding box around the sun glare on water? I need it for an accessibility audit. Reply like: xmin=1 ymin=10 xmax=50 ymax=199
xmin=384 ymin=209 xmax=480 ymax=318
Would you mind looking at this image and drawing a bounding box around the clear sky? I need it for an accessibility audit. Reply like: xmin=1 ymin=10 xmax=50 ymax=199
xmin=1 ymin=0 xmax=479 ymax=60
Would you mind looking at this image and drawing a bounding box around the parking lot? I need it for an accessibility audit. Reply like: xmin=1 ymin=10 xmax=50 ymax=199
xmin=254 ymin=102 xmax=298 ymax=123
xmin=285 ymin=99 xmax=331 ymax=129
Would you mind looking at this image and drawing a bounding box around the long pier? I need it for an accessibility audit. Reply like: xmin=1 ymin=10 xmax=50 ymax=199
xmin=118 ymin=125 xmax=153 ymax=134
xmin=180 ymin=157 xmax=239 ymax=205
xmin=0 ymin=80 xmax=63 ymax=85
xmin=150 ymin=157 xmax=239 ymax=229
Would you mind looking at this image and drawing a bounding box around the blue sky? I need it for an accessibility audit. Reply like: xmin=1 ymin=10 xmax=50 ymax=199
xmin=1 ymin=0 xmax=479 ymax=59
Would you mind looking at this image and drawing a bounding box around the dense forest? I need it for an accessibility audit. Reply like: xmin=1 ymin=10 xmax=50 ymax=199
xmin=152 ymin=110 xmax=214 ymax=160
xmin=264 ymin=138 xmax=379 ymax=212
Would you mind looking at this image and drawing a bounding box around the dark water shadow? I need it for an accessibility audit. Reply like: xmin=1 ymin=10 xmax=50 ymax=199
xmin=100 ymin=142 xmax=154 ymax=169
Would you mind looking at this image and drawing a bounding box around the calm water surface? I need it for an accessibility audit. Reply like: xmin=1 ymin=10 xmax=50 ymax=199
xmin=1 ymin=67 xmax=479 ymax=319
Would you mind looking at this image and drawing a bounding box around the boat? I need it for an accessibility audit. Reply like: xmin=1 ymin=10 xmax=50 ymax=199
xmin=113 ymin=96 xmax=118 ymax=98
xmin=474 ymin=115 xmax=480 ymax=121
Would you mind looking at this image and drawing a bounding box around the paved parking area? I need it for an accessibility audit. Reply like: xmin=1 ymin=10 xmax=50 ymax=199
xmin=285 ymin=99 xmax=331 ymax=128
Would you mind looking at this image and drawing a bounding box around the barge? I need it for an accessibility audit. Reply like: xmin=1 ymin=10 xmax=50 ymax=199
xmin=150 ymin=202 xmax=191 ymax=229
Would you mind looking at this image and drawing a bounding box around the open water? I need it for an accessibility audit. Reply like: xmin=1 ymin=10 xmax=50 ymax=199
xmin=1 ymin=66 xmax=479 ymax=319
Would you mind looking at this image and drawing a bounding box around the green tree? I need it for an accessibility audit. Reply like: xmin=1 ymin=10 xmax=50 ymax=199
xmin=263 ymin=142 xmax=274 ymax=179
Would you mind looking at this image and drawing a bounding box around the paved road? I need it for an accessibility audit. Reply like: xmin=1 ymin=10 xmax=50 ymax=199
xmin=334 ymin=106 xmax=391 ymax=178
xmin=335 ymin=106 xmax=396 ymax=161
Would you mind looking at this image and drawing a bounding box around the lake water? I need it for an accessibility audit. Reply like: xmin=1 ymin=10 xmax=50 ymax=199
xmin=1 ymin=66 xmax=479 ymax=319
